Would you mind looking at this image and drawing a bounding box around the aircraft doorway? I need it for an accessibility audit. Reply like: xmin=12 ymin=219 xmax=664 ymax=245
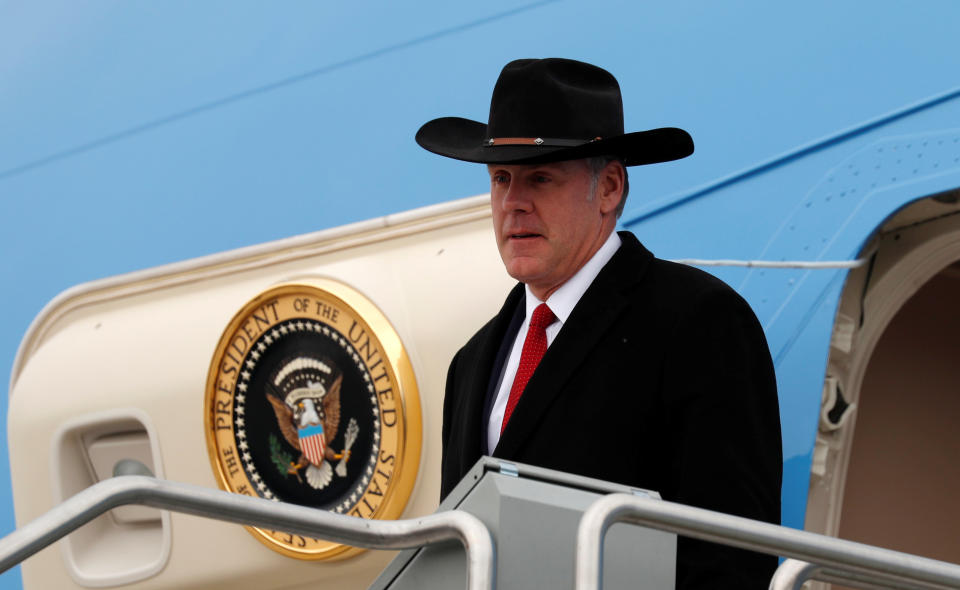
xmin=837 ymin=261 xmax=960 ymax=563
xmin=805 ymin=190 xmax=960 ymax=587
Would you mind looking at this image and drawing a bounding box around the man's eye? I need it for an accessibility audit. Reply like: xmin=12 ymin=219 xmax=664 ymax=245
xmin=533 ymin=175 xmax=550 ymax=183
xmin=492 ymin=174 xmax=509 ymax=184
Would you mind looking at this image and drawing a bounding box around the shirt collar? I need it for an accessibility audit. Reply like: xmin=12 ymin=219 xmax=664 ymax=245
xmin=524 ymin=231 xmax=622 ymax=324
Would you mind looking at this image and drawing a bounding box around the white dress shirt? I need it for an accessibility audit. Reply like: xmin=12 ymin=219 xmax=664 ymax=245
xmin=486 ymin=231 xmax=622 ymax=453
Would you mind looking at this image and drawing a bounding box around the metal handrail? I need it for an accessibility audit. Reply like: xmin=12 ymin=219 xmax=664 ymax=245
xmin=575 ymin=493 xmax=960 ymax=590
xmin=770 ymin=558 xmax=960 ymax=590
xmin=0 ymin=476 xmax=495 ymax=590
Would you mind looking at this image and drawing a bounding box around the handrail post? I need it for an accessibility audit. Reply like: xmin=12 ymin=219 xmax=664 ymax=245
xmin=575 ymin=494 xmax=620 ymax=590
xmin=768 ymin=559 xmax=821 ymax=590
xmin=0 ymin=476 xmax=494 ymax=590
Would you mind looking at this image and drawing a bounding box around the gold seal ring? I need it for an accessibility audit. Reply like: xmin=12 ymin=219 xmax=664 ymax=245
xmin=204 ymin=279 xmax=422 ymax=560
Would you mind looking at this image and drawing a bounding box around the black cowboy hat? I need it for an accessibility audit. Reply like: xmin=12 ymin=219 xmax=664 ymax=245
xmin=416 ymin=58 xmax=693 ymax=166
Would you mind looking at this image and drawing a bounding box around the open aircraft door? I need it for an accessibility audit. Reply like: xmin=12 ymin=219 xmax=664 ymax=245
xmin=805 ymin=188 xmax=960 ymax=573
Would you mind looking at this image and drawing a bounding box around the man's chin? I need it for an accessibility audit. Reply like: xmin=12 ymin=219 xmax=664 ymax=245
xmin=503 ymin=259 xmax=548 ymax=285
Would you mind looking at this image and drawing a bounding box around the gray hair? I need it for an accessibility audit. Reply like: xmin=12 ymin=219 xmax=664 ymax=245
xmin=587 ymin=156 xmax=630 ymax=218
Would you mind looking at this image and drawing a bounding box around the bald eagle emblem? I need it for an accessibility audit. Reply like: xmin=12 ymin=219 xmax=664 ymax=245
xmin=266 ymin=356 xmax=359 ymax=490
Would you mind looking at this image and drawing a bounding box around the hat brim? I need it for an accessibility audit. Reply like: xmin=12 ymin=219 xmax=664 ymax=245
xmin=416 ymin=117 xmax=693 ymax=166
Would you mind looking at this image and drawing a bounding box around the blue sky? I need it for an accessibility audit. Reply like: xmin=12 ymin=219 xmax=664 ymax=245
xmin=2 ymin=1 xmax=959 ymax=587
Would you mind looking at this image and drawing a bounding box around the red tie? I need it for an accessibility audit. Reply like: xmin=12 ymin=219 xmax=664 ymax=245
xmin=501 ymin=303 xmax=556 ymax=433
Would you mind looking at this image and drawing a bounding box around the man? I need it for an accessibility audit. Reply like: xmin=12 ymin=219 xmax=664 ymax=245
xmin=417 ymin=58 xmax=782 ymax=589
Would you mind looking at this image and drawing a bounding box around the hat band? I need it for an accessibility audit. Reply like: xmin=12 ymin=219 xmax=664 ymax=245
xmin=484 ymin=136 xmax=602 ymax=147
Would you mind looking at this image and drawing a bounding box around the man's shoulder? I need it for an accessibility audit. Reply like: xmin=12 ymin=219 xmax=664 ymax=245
xmin=616 ymin=231 xmax=747 ymax=307
xmin=648 ymin=256 xmax=740 ymax=300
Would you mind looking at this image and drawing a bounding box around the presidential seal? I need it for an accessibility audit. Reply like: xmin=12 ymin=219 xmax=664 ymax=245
xmin=205 ymin=280 xmax=422 ymax=560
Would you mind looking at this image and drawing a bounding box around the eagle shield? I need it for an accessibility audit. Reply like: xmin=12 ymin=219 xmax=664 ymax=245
xmin=298 ymin=423 xmax=326 ymax=466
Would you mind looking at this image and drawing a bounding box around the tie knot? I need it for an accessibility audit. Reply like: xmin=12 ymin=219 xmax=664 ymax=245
xmin=530 ymin=304 xmax=555 ymax=330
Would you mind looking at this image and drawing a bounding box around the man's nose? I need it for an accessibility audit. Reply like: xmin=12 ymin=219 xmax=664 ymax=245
xmin=499 ymin=182 xmax=533 ymax=212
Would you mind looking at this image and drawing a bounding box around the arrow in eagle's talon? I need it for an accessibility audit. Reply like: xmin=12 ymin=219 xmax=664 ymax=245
xmin=335 ymin=418 xmax=359 ymax=477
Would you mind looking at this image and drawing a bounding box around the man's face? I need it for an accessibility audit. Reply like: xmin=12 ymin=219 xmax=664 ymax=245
xmin=488 ymin=159 xmax=620 ymax=300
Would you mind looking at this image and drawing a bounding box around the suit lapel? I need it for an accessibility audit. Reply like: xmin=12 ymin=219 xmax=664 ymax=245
xmin=494 ymin=232 xmax=654 ymax=457
xmin=455 ymin=283 xmax=524 ymax=462
xmin=480 ymin=302 xmax=525 ymax=452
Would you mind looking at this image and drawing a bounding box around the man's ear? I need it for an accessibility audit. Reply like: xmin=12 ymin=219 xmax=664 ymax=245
xmin=597 ymin=161 xmax=625 ymax=215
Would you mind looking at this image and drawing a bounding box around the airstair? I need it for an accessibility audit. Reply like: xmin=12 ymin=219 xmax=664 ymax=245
xmin=2 ymin=459 xmax=959 ymax=589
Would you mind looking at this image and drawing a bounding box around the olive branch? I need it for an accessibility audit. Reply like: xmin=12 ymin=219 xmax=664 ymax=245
xmin=269 ymin=433 xmax=293 ymax=477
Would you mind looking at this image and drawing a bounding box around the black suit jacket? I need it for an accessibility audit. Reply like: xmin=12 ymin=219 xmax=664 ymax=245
xmin=441 ymin=231 xmax=782 ymax=589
